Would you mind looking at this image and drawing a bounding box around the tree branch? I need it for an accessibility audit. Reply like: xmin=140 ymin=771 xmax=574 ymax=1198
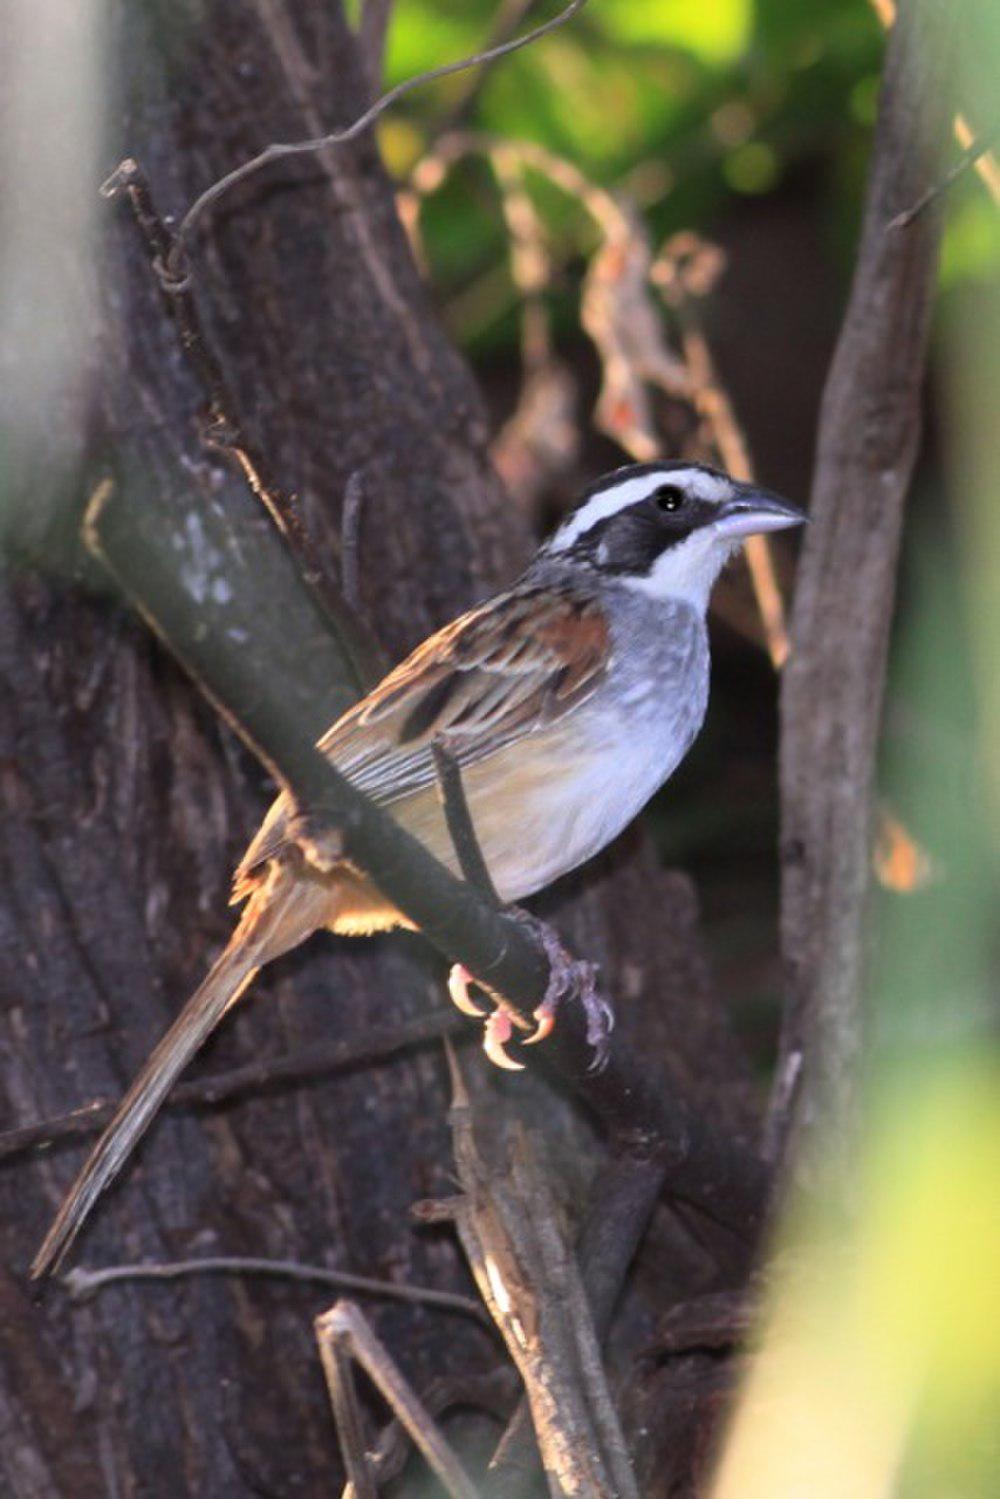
xmin=770 ymin=0 xmax=958 ymax=1167
xmin=315 ymin=1300 xmax=479 ymax=1499
xmin=889 ymin=120 xmax=1000 ymax=230
xmin=61 ymin=1255 xmax=486 ymax=1323
xmin=100 ymin=158 xmax=384 ymax=691
xmin=0 ymin=1011 xmax=463 ymax=1165
xmin=416 ymin=1050 xmax=640 ymax=1498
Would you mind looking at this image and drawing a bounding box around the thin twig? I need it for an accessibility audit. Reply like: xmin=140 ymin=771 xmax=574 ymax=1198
xmin=869 ymin=0 xmax=1000 ymax=207
xmin=100 ymin=158 xmax=381 ymax=691
xmin=0 ymin=1011 xmax=462 ymax=1164
xmin=953 ymin=112 xmax=1000 ymax=205
xmin=316 ymin=1301 xmax=479 ymax=1499
xmin=159 ymin=0 xmax=591 ymax=285
xmin=889 ymin=121 xmax=1000 ymax=230
xmin=431 ymin=738 xmax=502 ymax=907
xmin=61 ymin=1256 xmax=487 ymax=1323
xmin=428 ymin=0 xmax=543 ymax=144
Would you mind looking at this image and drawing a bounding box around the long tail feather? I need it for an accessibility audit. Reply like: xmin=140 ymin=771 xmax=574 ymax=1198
xmin=31 ymin=938 xmax=259 ymax=1282
xmin=31 ymin=869 xmax=323 ymax=1282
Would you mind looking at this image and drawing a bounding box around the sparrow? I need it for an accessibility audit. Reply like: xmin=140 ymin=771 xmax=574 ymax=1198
xmin=32 ymin=461 xmax=804 ymax=1278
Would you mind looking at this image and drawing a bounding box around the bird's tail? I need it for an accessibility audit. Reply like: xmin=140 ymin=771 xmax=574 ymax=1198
xmin=31 ymin=866 xmax=323 ymax=1282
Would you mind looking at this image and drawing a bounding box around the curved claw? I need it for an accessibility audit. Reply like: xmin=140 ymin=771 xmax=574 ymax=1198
xmin=522 ymin=1002 xmax=557 ymax=1046
xmin=483 ymin=1011 xmax=524 ymax=1072
xmin=448 ymin=963 xmax=487 ymax=1018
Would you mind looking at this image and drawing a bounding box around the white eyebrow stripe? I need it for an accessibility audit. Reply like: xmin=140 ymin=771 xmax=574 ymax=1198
xmin=548 ymin=474 xmax=667 ymax=552
xmin=547 ymin=468 xmax=729 ymax=553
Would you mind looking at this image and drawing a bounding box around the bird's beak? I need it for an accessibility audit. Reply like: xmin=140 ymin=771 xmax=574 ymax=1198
xmin=713 ymin=484 xmax=807 ymax=540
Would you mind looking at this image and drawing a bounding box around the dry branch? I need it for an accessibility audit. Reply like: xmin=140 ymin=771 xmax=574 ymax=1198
xmin=100 ymin=160 xmax=384 ymax=691
xmin=0 ymin=1011 xmax=461 ymax=1163
xmin=316 ymin=1300 xmax=479 ymax=1499
xmin=61 ymin=1255 xmax=486 ymax=1322
xmin=416 ymin=1049 xmax=640 ymax=1498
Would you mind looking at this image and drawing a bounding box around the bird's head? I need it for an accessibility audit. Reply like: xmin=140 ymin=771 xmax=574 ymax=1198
xmin=543 ymin=461 xmax=806 ymax=610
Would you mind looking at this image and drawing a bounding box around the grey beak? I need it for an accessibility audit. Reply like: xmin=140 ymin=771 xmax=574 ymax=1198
xmin=714 ymin=484 xmax=807 ymax=540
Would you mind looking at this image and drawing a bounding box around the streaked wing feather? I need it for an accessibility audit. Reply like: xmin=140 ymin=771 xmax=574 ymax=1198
xmin=233 ymin=582 xmax=609 ymax=894
xmin=328 ymin=585 xmax=607 ymax=791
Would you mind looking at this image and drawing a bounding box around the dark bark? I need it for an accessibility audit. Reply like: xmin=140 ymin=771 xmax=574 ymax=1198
xmin=0 ymin=2 xmax=751 ymax=1493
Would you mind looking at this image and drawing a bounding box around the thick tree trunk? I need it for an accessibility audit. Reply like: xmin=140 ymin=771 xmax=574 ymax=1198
xmin=0 ymin=3 xmax=751 ymax=1491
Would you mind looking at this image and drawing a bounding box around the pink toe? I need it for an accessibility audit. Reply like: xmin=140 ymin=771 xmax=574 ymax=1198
xmin=483 ymin=1012 xmax=524 ymax=1071
xmin=523 ymin=1004 xmax=556 ymax=1046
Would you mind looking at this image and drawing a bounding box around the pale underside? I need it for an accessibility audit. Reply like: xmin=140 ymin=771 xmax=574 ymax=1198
xmin=231 ymin=568 xmax=707 ymax=935
xmin=249 ymin=729 xmax=625 ymax=935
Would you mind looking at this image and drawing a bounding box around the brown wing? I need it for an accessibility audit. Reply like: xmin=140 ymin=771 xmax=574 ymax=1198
xmin=232 ymin=581 xmax=610 ymax=897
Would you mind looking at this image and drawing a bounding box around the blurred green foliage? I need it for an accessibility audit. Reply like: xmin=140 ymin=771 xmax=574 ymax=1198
xmin=347 ymin=0 xmax=999 ymax=354
xmin=369 ymin=0 xmax=885 ymax=347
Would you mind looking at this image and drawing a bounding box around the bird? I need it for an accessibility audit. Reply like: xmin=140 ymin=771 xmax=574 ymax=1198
xmin=32 ymin=460 xmax=804 ymax=1279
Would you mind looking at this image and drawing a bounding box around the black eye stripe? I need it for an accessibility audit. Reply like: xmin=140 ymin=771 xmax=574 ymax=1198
xmin=560 ymin=493 xmax=722 ymax=576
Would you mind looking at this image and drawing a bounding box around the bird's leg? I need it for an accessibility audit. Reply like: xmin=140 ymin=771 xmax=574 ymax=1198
xmin=446 ymin=913 xmax=614 ymax=1072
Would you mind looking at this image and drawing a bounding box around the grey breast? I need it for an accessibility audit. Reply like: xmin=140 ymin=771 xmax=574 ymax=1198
xmin=600 ymin=583 xmax=710 ymax=763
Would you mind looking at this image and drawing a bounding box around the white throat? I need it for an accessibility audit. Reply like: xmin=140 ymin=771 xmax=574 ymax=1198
xmin=620 ymin=527 xmax=736 ymax=612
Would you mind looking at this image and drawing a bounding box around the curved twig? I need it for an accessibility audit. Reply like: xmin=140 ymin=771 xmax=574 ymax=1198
xmin=156 ymin=0 xmax=591 ymax=284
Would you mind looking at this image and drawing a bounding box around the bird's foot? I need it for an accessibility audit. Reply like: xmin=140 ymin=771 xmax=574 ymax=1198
xmin=447 ymin=965 xmax=527 ymax=1071
xmin=515 ymin=912 xmax=614 ymax=1071
xmin=446 ymin=915 xmax=614 ymax=1072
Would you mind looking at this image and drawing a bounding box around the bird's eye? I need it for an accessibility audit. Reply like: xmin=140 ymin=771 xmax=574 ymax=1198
xmin=651 ymin=484 xmax=684 ymax=513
